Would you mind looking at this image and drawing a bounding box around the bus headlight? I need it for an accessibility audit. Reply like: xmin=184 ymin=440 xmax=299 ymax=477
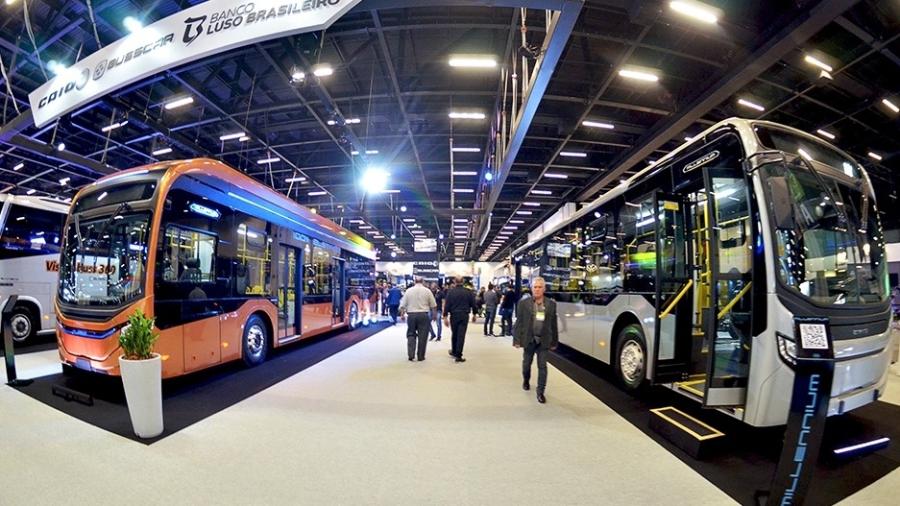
xmin=776 ymin=333 xmax=797 ymax=367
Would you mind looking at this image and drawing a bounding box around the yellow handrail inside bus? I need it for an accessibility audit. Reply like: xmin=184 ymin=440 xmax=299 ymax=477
xmin=717 ymin=281 xmax=752 ymax=320
xmin=660 ymin=279 xmax=694 ymax=319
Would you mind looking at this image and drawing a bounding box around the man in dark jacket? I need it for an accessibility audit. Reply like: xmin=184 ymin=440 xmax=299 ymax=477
xmin=513 ymin=277 xmax=558 ymax=404
xmin=386 ymin=283 xmax=403 ymax=324
xmin=443 ymin=276 xmax=476 ymax=363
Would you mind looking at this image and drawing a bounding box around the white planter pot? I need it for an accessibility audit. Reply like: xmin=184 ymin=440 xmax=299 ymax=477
xmin=119 ymin=353 xmax=164 ymax=439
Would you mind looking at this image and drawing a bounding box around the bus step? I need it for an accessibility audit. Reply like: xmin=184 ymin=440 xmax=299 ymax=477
xmin=676 ymin=379 xmax=706 ymax=398
xmin=649 ymin=406 xmax=725 ymax=460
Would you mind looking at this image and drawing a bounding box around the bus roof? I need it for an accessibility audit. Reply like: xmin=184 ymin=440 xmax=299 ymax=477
xmin=85 ymin=158 xmax=376 ymax=260
xmin=0 ymin=193 xmax=69 ymax=214
xmin=511 ymin=117 xmax=868 ymax=258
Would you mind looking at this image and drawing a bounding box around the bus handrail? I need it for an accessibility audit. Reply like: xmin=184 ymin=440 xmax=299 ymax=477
xmin=660 ymin=279 xmax=693 ymax=319
xmin=717 ymin=281 xmax=752 ymax=320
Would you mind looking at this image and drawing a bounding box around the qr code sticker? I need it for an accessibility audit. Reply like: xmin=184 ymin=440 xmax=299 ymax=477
xmin=799 ymin=323 xmax=828 ymax=350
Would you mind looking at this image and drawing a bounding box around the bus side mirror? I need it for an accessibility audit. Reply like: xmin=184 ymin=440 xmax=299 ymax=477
xmin=768 ymin=177 xmax=794 ymax=229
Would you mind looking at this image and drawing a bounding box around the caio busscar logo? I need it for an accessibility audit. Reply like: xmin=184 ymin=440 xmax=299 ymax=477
xmin=182 ymin=15 xmax=207 ymax=45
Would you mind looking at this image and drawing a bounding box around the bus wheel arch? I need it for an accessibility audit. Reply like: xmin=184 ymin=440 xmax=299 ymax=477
xmin=9 ymin=300 xmax=40 ymax=343
xmin=241 ymin=312 xmax=271 ymax=367
xmin=612 ymin=313 xmax=646 ymax=393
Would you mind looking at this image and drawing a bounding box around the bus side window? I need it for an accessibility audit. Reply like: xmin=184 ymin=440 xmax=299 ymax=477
xmin=0 ymin=204 xmax=64 ymax=259
xmin=622 ymin=194 xmax=656 ymax=293
xmin=234 ymin=213 xmax=271 ymax=297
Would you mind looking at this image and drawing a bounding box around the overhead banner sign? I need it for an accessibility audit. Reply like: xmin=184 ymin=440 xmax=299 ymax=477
xmin=412 ymin=255 xmax=440 ymax=284
xmin=28 ymin=0 xmax=362 ymax=127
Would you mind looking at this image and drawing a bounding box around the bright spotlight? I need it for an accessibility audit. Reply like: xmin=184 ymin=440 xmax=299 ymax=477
xmin=400 ymin=205 xmax=407 ymax=212
xmin=361 ymin=167 xmax=389 ymax=194
xmin=123 ymin=16 xmax=143 ymax=33
xmin=484 ymin=172 xmax=493 ymax=181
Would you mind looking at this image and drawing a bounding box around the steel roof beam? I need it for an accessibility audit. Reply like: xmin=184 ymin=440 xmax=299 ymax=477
xmin=576 ymin=0 xmax=862 ymax=202
xmin=474 ymin=0 xmax=584 ymax=246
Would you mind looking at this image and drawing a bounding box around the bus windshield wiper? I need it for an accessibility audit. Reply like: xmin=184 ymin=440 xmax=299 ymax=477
xmin=791 ymin=155 xmax=849 ymax=227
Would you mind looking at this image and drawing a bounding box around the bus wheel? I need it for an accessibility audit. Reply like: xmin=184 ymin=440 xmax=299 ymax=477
xmin=242 ymin=315 xmax=268 ymax=367
xmin=347 ymin=302 xmax=360 ymax=330
xmin=10 ymin=306 xmax=36 ymax=343
xmin=614 ymin=324 xmax=646 ymax=392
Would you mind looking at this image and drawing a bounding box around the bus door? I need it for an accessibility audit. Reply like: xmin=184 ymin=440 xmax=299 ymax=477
xmin=652 ymin=191 xmax=694 ymax=383
xmin=277 ymin=245 xmax=302 ymax=338
xmin=701 ymin=167 xmax=753 ymax=407
xmin=331 ymin=257 xmax=346 ymax=325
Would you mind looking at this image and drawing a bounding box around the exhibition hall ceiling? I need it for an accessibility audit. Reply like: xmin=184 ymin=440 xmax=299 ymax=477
xmin=0 ymin=0 xmax=897 ymax=260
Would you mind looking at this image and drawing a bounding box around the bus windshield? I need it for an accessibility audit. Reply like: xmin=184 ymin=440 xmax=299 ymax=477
xmin=762 ymin=159 xmax=886 ymax=306
xmin=58 ymin=211 xmax=151 ymax=307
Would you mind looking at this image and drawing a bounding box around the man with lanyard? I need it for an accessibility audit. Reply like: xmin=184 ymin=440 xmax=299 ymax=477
xmin=513 ymin=277 xmax=558 ymax=404
xmin=443 ymin=276 xmax=476 ymax=363
xmin=399 ymin=277 xmax=437 ymax=362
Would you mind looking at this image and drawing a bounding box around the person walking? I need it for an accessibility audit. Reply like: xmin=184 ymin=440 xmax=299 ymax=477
xmin=431 ymin=283 xmax=447 ymax=341
xmin=399 ymin=277 xmax=437 ymax=362
xmin=386 ymin=283 xmax=403 ymax=324
xmin=472 ymin=287 xmax=485 ymax=323
xmin=499 ymin=285 xmax=517 ymax=336
xmin=483 ymin=283 xmax=499 ymax=336
xmin=513 ymin=277 xmax=558 ymax=404
xmin=443 ymin=276 xmax=476 ymax=363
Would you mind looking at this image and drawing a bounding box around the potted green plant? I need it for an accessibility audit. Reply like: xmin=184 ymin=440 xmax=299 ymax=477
xmin=118 ymin=309 xmax=163 ymax=438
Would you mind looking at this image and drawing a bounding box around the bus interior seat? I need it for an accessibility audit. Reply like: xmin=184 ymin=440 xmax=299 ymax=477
xmin=180 ymin=257 xmax=203 ymax=283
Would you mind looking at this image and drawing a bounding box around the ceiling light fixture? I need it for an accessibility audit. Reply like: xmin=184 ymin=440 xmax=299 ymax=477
xmin=545 ymin=173 xmax=568 ymax=179
xmin=257 ymin=157 xmax=280 ymax=164
xmin=164 ymin=96 xmax=194 ymax=110
xmin=559 ymin=151 xmax=587 ymax=158
xmin=815 ymin=129 xmax=835 ymax=140
xmin=13 ymin=162 xmax=24 ymax=171
xmin=510 ymin=220 xmax=525 ymax=224
xmin=452 ymin=171 xmax=477 ymax=176
xmin=57 ymin=142 xmax=66 ymax=151
xmin=448 ymin=55 xmax=498 ymax=68
xmin=308 ymin=191 xmax=327 ymax=196
xmin=882 ymin=98 xmax=899 ymax=114
xmin=122 ymin=16 xmax=143 ymax=33
xmin=618 ymin=67 xmax=659 ymax=82
xmin=449 ymin=111 xmax=486 ymax=120
xmin=452 ymin=188 xmax=474 ymax=193
xmin=531 ymin=190 xmax=552 ymax=195
xmin=582 ymin=120 xmax=615 ymax=129
xmin=400 ymin=205 xmax=407 ymax=212
xmin=285 ymin=176 xmax=307 ymax=183
xmin=219 ymin=132 xmax=246 ymax=141
xmin=516 ymin=211 xmax=533 ymax=215
xmin=59 ymin=177 xmax=70 ymax=186
xmin=868 ymin=152 xmax=883 ymax=161
xmin=312 ymin=64 xmax=334 ymax=77
xmin=238 ymin=136 xmax=250 ymax=142
xmin=152 ymin=147 xmax=173 ymax=156
xmin=100 ymin=120 xmax=128 ymax=133
xmin=26 ymin=189 xmax=36 ymax=195
xmin=669 ymin=1 xmax=719 ymax=24
xmin=803 ymin=54 xmax=833 ymax=73
xmin=522 ymin=202 xmax=541 ymax=207
xmin=737 ymin=98 xmax=765 ymax=112
xmin=361 ymin=167 xmax=390 ymax=194
xmin=451 ymin=147 xmax=481 ymax=153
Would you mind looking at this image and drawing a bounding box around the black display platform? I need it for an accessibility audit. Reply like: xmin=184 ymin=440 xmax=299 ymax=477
xmin=13 ymin=322 xmax=389 ymax=444
xmin=549 ymin=345 xmax=900 ymax=506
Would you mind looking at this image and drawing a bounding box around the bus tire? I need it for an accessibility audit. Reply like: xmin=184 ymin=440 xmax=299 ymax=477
xmin=614 ymin=324 xmax=646 ymax=392
xmin=241 ymin=314 xmax=268 ymax=367
xmin=9 ymin=305 xmax=37 ymax=343
xmin=347 ymin=301 xmax=360 ymax=330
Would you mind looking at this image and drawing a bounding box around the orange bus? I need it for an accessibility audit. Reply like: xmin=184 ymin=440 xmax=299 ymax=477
xmin=56 ymin=159 xmax=376 ymax=378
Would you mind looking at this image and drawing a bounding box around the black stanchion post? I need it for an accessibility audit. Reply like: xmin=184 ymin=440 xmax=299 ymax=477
xmin=3 ymin=295 xmax=33 ymax=387
xmin=764 ymin=317 xmax=835 ymax=506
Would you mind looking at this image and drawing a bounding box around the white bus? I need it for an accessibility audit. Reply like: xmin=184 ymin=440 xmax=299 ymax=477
xmin=513 ymin=118 xmax=892 ymax=427
xmin=0 ymin=194 xmax=68 ymax=343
